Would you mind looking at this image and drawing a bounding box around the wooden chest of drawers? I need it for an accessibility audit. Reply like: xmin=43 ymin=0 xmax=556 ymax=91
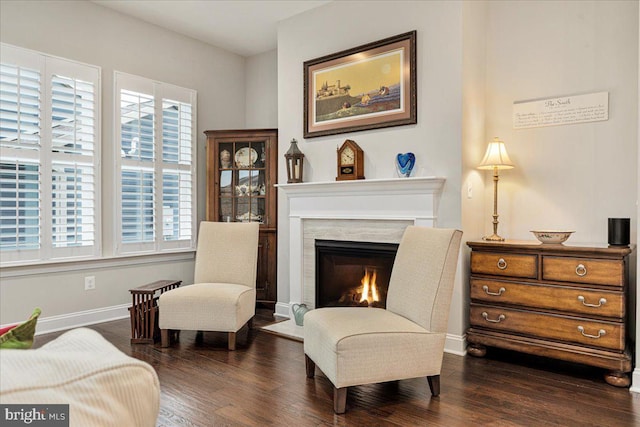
xmin=466 ymin=240 xmax=633 ymax=387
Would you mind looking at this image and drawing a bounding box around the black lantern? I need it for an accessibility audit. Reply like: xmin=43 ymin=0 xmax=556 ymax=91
xmin=285 ymin=138 xmax=304 ymax=183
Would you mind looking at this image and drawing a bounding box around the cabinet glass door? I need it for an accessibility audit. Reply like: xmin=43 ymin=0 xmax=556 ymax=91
xmin=216 ymin=140 xmax=266 ymax=224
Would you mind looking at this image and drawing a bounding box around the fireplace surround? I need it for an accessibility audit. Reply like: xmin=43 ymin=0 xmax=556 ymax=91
xmin=277 ymin=177 xmax=446 ymax=313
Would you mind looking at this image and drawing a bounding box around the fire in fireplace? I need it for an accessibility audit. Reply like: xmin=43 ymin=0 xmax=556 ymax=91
xmin=315 ymin=240 xmax=398 ymax=308
xmin=359 ymin=268 xmax=379 ymax=306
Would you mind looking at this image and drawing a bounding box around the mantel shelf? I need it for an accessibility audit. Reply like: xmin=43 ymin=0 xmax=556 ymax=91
xmin=276 ymin=176 xmax=445 ymax=198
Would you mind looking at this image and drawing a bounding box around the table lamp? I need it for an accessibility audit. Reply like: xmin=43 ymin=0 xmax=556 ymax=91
xmin=478 ymin=137 xmax=514 ymax=241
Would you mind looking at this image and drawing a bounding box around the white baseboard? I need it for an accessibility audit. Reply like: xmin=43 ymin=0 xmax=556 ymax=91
xmin=444 ymin=333 xmax=467 ymax=356
xmin=35 ymin=304 xmax=130 ymax=336
xmin=630 ymin=368 xmax=640 ymax=393
xmin=275 ymin=302 xmax=291 ymax=319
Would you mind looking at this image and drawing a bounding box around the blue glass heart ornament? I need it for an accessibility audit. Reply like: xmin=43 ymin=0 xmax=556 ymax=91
xmin=396 ymin=152 xmax=415 ymax=177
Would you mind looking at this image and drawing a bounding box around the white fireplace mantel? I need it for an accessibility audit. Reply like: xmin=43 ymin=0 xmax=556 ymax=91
xmin=277 ymin=176 xmax=446 ymax=318
xmin=276 ymin=176 xmax=445 ymax=221
xmin=276 ymin=176 xmax=445 ymax=197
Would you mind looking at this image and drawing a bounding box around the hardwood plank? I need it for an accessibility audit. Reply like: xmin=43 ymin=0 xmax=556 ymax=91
xmin=32 ymin=309 xmax=640 ymax=426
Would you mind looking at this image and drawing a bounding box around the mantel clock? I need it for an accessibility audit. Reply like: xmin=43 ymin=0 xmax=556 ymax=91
xmin=336 ymin=139 xmax=364 ymax=181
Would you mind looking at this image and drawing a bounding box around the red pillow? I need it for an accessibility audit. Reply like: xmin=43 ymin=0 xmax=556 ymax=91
xmin=0 ymin=324 xmax=18 ymax=336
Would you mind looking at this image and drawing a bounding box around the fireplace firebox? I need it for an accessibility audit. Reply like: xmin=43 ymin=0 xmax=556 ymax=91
xmin=315 ymin=240 xmax=398 ymax=308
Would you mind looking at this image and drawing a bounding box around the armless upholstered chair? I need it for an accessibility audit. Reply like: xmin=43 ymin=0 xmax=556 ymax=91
xmin=159 ymin=221 xmax=259 ymax=350
xmin=303 ymin=226 xmax=463 ymax=414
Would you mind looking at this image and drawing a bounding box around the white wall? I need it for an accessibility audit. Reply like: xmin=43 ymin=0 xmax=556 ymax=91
xmin=277 ymin=1 xmax=465 ymax=334
xmin=484 ymin=0 xmax=638 ymax=244
xmin=461 ymin=0 xmax=489 ymax=344
xmin=245 ymin=49 xmax=278 ymax=128
xmin=0 ymin=0 xmax=246 ymax=327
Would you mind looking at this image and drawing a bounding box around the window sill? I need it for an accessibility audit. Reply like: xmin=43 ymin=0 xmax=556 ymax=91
xmin=0 ymin=250 xmax=196 ymax=279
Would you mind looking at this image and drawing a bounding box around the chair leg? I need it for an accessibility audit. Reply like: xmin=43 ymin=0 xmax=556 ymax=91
xmin=248 ymin=317 xmax=254 ymax=330
xmin=427 ymin=375 xmax=440 ymax=396
xmin=228 ymin=332 xmax=236 ymax=351
xmin=305 ymin=354 xmax=315 ymax=378
xmin=195 ymin=330 xmax=203 ymax=344
xmin=161 ymin=329 xmax=170 ymax=348
xmin=334 ymin=387 xmax=347 ymax=414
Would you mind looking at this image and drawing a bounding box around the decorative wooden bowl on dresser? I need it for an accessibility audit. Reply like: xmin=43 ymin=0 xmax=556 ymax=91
xmin=466 ymin=240 xmax=633 ymax=387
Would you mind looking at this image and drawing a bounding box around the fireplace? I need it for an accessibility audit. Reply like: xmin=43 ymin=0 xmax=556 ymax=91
xmin=315 ymin=240 xmax=398 ymax=308
xmin=275 ymin=177 xmax=445 ymax=314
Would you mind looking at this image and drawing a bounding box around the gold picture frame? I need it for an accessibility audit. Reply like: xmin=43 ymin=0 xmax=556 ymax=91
xmin=304 ymin=31 xmax=417 ymax=138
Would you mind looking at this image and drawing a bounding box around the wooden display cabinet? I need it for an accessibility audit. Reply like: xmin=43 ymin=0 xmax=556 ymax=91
xmin=205 ymin=129 xmax=277 ymax=305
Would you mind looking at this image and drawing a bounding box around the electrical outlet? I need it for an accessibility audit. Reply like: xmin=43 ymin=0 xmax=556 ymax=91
xmin=84 ymin=276 xmax=96 ymax=291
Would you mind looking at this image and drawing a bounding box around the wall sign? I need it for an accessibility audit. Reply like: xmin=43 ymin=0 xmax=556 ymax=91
xmin=513 ymin=91 xmax=608 ymax=129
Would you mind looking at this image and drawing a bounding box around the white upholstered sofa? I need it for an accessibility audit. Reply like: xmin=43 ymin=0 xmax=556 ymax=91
xmin=0 ymin=328 xmax=160 ymax=426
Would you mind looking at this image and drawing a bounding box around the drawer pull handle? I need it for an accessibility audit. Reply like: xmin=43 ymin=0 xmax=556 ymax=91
xmin=577 ymin=295 xmax=607 ymax=308
xmin=577 ymin=325 xmax=606 ymax=339
xmin=575 ymin=264 xmax=587 ymax=277
xmin=482 ymin=285 xmax=506 ymax=296
xmin=496 ymin=258 xmax=507 ymax=270
xmin=482 ymin=312 xmax=506 ymax=323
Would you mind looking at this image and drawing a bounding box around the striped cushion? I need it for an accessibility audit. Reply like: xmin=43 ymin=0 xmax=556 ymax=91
xmin=0 ymin=328 xmax=160 ymax=426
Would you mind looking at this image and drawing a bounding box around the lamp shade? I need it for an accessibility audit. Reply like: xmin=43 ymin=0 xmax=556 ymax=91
xmin=478 ymin=137 xmax=514 ymax=170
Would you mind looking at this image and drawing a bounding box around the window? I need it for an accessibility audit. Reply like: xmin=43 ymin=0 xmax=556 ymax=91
xmin=0 ymin=44 xmax=100 ymax=265
xmin=114 ymin=72 xmax=196 ymax=255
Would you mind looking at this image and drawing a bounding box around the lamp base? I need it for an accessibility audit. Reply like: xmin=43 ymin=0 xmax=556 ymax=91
xmin=482 ymin=233 xmax=505 ymax=242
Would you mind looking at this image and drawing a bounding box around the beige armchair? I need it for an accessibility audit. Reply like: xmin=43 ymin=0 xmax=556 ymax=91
xmin=303 ymin=226 xmax=463 ymax=414
xmin=159 ymin=221 xmax=259 ymax=350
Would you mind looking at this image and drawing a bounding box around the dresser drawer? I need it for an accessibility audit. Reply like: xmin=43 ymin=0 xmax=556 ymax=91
xmin=470 ymin=252 xmax=537 ymax=279
xmin=470 ymin=304 xmax=625 ymax=351
xmin=470 ymin=279 xmax=624 ymax=318
xmin=542 ymin=257 xmax=625 ymax=287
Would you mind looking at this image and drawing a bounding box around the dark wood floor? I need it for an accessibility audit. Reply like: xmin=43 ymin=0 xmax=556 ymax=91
xmin=35 ymin=308 xmax=640 ymax=426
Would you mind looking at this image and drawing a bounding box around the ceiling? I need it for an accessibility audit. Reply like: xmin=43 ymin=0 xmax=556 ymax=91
xmin=91 ymin=0 xmax=331 ymax=57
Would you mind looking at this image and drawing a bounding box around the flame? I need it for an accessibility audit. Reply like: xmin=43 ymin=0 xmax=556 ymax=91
xmin=359 ymin=269 xmax=379 ymax=305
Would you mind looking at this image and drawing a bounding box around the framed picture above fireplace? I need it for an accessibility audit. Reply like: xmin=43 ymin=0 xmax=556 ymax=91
xmin=303 ymin=30 xmax=417 ymax=138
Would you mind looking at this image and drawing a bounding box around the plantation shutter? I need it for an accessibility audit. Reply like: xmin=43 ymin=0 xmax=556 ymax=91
xmin=48 ymin=58 xmax=100 ymax=259
xmin=0 ymin=161 xmax=41 ymax=252
xmin=117 ymin=81 xmax=156 ymax=253
xmin=161 ymin=99 xmax=193 ymax=242
xmin=0 ymin=59 xmax=42 ymax=262
xmin=115 ymin=72 xmax=196 ymax=255
xmin=50 ymin=67 xmax=99 ymax=255
xmin=121 ymin=168 xmax=155 ymax=243
xmin=0 ymin=44 xmax=101 ymax=265
xmin=0 ymin=62 xmax=41 ymax=149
